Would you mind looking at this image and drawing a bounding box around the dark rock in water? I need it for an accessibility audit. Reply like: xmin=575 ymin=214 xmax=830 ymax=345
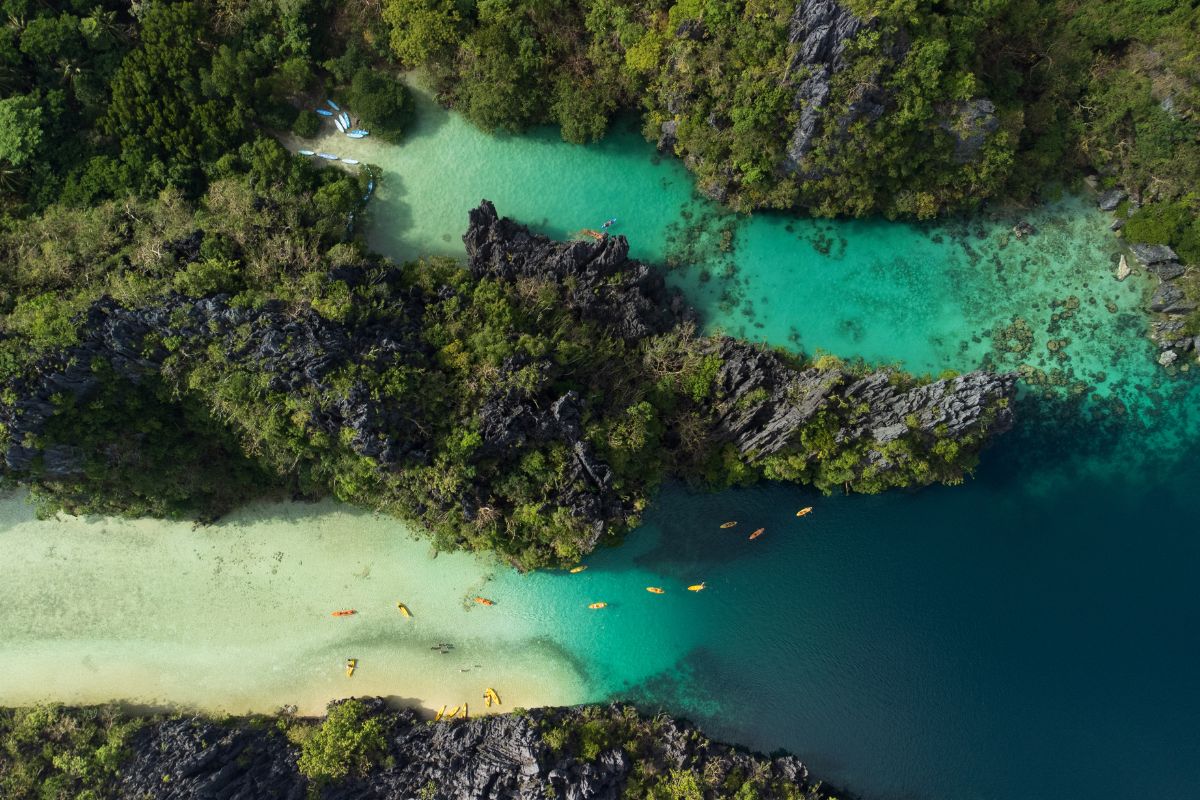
xmin=938 ymin=99 xmax=1000 ymax=164
xmin=1097 ymin=189 xmax=1127 ymax=212
xmin=1149 ymin=282 xmax=1197 ymax=314
xmin=1130 ymin=243 xmax=1179 ymax=266
xmin=1012 ymin=220 xmax=1036 ymax=240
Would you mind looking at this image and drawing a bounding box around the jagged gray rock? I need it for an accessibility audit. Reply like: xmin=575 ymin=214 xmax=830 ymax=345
xmin=783 ymin=0 xmax=876 ymax=173
xmin=1149 ymin=282 xmax=1196 ymax=314
xmin=115 ymin=701 xmax=835 ymax=800
xmin=1097 ymin=189 xmax=1127 ymax=211
xmin=464 ymin=200 xmax=690 ymax=341
xmin=705 ymin=338 xmax=1014 ymax=463
xmin=1130 ymin=243 xmax=1179 ymax=266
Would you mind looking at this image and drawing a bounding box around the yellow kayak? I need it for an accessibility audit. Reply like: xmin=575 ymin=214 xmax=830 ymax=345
xmin=345 ymin=658 xmax=357 ymax=677
xmin=458 ymin=703 xmax=468 ymax=719
xmin=396 ymin=602 xmax=412 ymax=618
xmin=485 ymin=688 xmax=501 ymax=706
xmin=720 ymin=521 xmax=737 ymax=529
xmin=434 ymin=704 xmax=447 ymax=721
xmin=446 ymin=705 xmax=459 ymax=718
xmin=569 ymin=565 xmax=587 ymax=573
xmin=796 ymin=507 xmax=813 ymax=517
xmin=646 ymin=586 xmax=665 ymax=594
xmin=687 ymin=582 xmax=707 ymax=592
xmin=588 ymin=602 xmax=608 ymax=609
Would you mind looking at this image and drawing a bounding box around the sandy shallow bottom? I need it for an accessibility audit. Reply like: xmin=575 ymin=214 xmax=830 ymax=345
xmin=0 ymin=495 xmax=585 ymax=716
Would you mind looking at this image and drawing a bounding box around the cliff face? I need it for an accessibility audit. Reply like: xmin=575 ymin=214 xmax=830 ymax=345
xmin=114 ymin=701 xmax=835 ymax=800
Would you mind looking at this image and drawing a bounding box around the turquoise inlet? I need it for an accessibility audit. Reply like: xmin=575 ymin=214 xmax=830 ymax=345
xmin=4 ymin=89 xmax=1199 ymax=800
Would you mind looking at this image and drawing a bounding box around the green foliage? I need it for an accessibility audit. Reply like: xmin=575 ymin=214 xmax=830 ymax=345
xmin=0 ymin=704 xmax=141 ymax=799
xmin=292 ymin=109 xmax=322 ymax=138
xmin=297 ymin=700 xmax=387 ymax=783
xmin=1124 ymin=197 xmax=1200 ymax=264
xmin=0 ymin=95 xmax=43 ymax=167
xmin=345 ymin=68 xmax=414 ymax=142
xmin=383 ymin=0 xmax=463 ymax=66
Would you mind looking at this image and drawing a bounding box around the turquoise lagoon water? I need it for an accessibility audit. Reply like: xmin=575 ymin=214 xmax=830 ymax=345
xmin=2 ymin=91 xmax=1199 ymax=800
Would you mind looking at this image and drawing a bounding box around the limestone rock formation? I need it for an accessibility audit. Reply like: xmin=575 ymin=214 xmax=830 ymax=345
xmin=116 ymin=701 xmax=835 ymax=800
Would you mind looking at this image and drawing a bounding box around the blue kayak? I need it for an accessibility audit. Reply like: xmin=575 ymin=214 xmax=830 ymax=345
xmin=348 ymin=129 xmax=370 ymax=136
xmin=338 ymin=112 xmax=351 ymax=127
xmin=326 ymin=99 xmax=340 ymax=111
xmin=315 ymin=108 xmax=333 ymax=117
xmin=347 ymin=132 xmax=365 ymax=139
xmin=317 ymin=153 xmax=339 ymax=160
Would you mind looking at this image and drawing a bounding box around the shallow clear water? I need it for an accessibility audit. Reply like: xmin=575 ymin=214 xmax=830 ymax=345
xmin=2 ymin=89 xmax=1199 ymax=799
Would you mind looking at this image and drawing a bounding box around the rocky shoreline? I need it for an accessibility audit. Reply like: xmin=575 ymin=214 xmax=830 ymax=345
xmin=2 ymin=700 xmax=844 ymax=800
xmin=1095 ymin=189 xmax=1198 ymax=370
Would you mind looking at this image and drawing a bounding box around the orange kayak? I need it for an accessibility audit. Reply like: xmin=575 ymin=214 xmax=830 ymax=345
xmin=749 ymin=528 xmax=765 ymax=540
xmin=687 ymin=583 xmax=706 ymax=592
xmin=796 ymin=507 xmax=813 ymax=517
xmin=720 ymin=521 xmax=737 ymax=529
xmin=473 ymin=597 xmax=495 ymax=606
xmin=331 ymin=610 xmax=357 ymax=617
xmin=646 ymin=587 xmax=665 ymax=594
xmin=588 ymin=602 xmax=608 ymax=609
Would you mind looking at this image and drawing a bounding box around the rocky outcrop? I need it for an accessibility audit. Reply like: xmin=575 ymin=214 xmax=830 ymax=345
xmin=783 ymin=0 xmax=883 ymax=174
xmin=1121 ymin=240 xmax=1196 ymax=367
xmin=121 ymin=717 xmax=306 ymax=800
xmin=112 ymin=701 xmax=837 ymax=800
xmin=464 ymin=200 xmax=691 ymax=340
xmin=705 ymin=338 xmax=1016 ymax=474
xmin=1097 ymin=188 xmax=1127 ymax=212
